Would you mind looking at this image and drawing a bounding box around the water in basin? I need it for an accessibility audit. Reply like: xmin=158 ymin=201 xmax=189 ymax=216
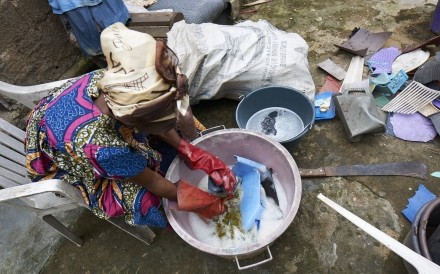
xmin=245 ymin=107 xmax=304 ymax=142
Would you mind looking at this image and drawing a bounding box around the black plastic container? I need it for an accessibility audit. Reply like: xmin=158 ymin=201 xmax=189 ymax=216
xmin=403 ymin=198 xmax=440 ymax=274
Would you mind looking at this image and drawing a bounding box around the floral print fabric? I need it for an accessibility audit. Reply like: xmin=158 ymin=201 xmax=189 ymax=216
xmin=25 ymin=69 xmax=168 ymax=227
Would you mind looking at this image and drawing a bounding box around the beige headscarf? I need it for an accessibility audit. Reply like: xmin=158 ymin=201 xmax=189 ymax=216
xmin=98 ymin=22 xmax=196 ymax=139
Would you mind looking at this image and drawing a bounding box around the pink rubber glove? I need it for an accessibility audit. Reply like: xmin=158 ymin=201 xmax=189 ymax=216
xmin=177 ymin=139 xmax=236 ymax=194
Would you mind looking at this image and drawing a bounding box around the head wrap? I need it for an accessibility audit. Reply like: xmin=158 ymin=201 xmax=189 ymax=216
xmin=97 ymin=22 xmax=197 ymax=139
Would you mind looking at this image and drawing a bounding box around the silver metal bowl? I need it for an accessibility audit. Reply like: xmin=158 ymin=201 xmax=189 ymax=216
xmin=164 ymin=128 xmax=302 ymax=269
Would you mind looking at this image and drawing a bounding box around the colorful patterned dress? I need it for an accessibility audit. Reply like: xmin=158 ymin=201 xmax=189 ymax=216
xmin=25 ymin=69 xmax=169 ymax=227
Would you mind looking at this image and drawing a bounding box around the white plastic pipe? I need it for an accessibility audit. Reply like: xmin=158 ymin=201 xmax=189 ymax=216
xmin=317 ymin=193 xmax=440 ymax=274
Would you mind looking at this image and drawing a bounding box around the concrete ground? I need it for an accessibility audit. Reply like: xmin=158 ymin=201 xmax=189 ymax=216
xmin=3 ymin=0 xmax=440 ymax=273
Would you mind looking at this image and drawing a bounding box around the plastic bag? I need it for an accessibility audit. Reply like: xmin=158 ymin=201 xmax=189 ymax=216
xmin=167 ymin=20 xmax=316 ymax=103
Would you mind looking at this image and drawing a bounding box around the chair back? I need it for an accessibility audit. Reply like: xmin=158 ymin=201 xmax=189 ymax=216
xmin=0 ymin=79 xmax=71 ymax=109
xmin=0 ymin=118 xmax=29 ymax=187
xmin=0 ymin=118 xmax=72 ymax=209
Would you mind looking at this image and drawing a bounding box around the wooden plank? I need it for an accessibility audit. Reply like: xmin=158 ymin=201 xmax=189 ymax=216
xmin=127 ymin=12 xmax=184 ymax=38
xmin=127 ymin=26 xmax=171 ymax=38
xmin=128 ymin=12 xmax=184 ymax=27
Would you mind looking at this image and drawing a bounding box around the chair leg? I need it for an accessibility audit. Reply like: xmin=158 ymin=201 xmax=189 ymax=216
xmin=106 ymin=217 xmax=156 ymax=245
xmin=41 ymin=214 xmax=83 ymax=247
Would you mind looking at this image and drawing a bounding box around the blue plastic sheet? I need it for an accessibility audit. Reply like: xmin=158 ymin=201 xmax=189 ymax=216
xmin=402 ymin=184 xmax=436 ymax=223
xmin=314 ymin=92 xmax=335 ymax=120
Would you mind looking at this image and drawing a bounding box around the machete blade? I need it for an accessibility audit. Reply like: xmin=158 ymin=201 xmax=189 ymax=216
xmin=299 ymin=162 xmax=429 ymax=180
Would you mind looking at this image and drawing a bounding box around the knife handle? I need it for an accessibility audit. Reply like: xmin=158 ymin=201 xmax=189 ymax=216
xmin=299 ymin=168 xmax=326 ymax=177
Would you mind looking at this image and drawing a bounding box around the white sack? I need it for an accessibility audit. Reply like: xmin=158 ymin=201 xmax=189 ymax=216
xmin=167 ymin=20 xmax=316 ymax=104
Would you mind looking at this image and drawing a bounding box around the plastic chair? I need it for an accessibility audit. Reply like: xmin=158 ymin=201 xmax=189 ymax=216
xmin=0 ymin=98 xmax=156 ymax=246
xmin=0 ymin=79 xmax=72 ymax=109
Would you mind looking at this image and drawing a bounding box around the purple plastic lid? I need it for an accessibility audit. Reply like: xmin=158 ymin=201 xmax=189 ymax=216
xmin=367 ymin=47 xmax=401 ymax=74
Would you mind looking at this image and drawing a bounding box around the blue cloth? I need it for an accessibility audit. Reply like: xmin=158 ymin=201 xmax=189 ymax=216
xmin=48 ymin=0 xmax=102 ymax=14
xmin=62 ymin=0 xmax=129 ymax=57
xmin=96 ymin=146 xmax=148 ymax=178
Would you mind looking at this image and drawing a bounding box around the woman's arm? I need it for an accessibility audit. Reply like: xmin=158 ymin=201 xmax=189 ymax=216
xmin=125 ymin=128 xmax=183 ymax=201
xmin=128 ymin=166 xmax=177 ymax=201
xmin=154 ymin=127 xmax=182 ymax=148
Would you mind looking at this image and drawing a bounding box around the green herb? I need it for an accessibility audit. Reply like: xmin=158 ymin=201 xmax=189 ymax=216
xmin=214 ymin=188 xmax=243 ymax=239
